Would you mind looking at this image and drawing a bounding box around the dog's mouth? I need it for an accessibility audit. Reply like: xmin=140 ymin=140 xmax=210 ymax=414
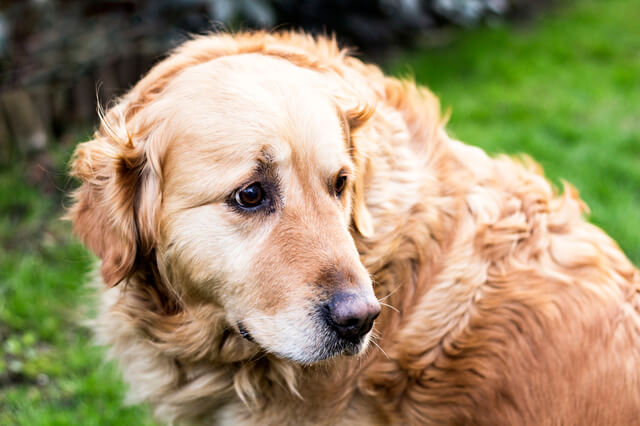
xmin=318 ymin=331 xmax=370 ymax=360
xmin=237 ymin=322 xmax=254 ymax=342
xmin=235 ymin=305 xmax=377 ymax=364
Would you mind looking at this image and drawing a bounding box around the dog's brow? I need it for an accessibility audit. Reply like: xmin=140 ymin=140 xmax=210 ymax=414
xmin=260 ymin=146 xmax=275 ymax=162
xmin=254 ymin=147 xmax=281 ymax=183
xmin=335 ymin=105 xmax=352 ymax=149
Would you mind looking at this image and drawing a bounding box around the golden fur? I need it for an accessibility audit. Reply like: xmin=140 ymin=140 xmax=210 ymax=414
xmin=69 ymin=31 xmax=640 ymax=425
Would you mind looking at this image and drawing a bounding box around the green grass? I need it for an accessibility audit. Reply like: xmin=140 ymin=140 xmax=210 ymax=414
xmin=0 ymin=158 xmax=157 ymax=425
xmin=1 ymin=0 xmax=638 ymax=423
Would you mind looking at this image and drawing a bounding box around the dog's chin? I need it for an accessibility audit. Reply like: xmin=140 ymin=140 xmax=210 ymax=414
xmin=271 ymin=333 xmax=372 ymax=365
xmin=238 ymin=318 xmax=375 ymax=364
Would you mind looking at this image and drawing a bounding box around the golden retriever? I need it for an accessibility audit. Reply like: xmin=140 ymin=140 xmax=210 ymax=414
xmin=69 ymin=31 xmax=640 ymax=425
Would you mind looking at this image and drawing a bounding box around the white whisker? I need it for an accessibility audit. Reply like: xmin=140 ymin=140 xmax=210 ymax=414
xmin=377 ymin=284 xmax=402 ymax=303
xmin=222 ymin=315 xmax=274 ymax=332
xmin=238 ymin=315 xmax=274 ymax=323
xmin=379 ymin=302 xmax=399 ymax=313
xmin=370 ymin=339 xmax=389 ymax=360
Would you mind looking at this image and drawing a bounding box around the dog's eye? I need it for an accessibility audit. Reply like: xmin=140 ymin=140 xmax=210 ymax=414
xmin=235 ymin=182 xmax=264 ymax=208
xmin=334 ymin=173 xmax=348 ymax=197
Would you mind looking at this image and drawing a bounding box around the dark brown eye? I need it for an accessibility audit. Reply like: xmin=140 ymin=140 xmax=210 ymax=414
xmin=235 ymin=182 xmax=264 ymax=208
xmin=334 ymin=173 xmax=347 ymax=196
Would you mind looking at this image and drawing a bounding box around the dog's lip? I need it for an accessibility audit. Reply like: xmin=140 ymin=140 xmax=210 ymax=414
xmin=234 ymin=313 xmax=370 ymax=362
xmin=236 ymin=322 xmax=254 ymax=342
xmin=330 ymin=331 xmax=369 ymax=356
xmin=340 ymin=342 xmax=363 ymax=356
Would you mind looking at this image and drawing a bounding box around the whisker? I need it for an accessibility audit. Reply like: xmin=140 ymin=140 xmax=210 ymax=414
xmin=221 ymin=315 xmax=274 ymax=332
xmin=379 ymin=302 xmax=399 ymax=313
xmin=377 ymin=284 xmax=402 ymax=303
xmin=370 ymin=339 xmax=389 ymax=360
xmin=238 ymin=315 xmax=274 ymax=323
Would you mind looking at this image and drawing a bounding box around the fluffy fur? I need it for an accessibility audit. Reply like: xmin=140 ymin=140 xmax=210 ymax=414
xmin=69 ymin=31 xmax=640 ymax=425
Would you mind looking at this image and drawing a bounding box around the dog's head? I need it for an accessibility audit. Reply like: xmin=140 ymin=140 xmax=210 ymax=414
xmin=70 ymin=48 xmax=380 ymax=364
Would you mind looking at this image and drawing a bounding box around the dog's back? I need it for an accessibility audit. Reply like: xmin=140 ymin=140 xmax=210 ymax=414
xmin=359 ymin=135 xmax=640 ymax=424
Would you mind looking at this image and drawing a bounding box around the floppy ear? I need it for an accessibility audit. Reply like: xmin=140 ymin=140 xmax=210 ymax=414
xmin=68 ymin=133 xmax=150 ymax=287
xmin=346 ymin=105 xmax=375 ymax=238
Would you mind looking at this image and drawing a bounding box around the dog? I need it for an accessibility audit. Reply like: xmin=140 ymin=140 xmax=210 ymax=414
xmin=69 ymin=31 xmax=640 ymax=425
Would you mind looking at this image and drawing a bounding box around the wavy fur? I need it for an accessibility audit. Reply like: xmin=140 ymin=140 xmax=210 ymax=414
xmin=70 ymin=31 xmax=640 ymax=425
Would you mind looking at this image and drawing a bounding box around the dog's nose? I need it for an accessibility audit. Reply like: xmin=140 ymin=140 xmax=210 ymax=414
xmin=324 ymin=292 xmax=381 ymax=340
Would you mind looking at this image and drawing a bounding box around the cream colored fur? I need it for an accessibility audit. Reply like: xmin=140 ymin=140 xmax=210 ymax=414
xmin=69 ymin=31 xmax=640 ymax=425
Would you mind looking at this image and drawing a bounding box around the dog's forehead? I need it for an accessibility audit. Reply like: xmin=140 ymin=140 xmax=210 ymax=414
xmin=159 ymin=54 xmax=349 ymax=176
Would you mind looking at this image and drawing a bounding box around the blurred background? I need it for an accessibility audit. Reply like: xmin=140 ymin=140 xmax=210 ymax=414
xmin=1 ymin=0 xmax=638 ymax=423
xmin=1 ymin=0 xmax=542 ymax=168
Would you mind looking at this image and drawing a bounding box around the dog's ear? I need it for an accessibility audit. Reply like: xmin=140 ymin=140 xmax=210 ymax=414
xmin=345 ymin=105 xmax=375 ymax=238
xmin=68 ymin=124 xmax=156 ymax=287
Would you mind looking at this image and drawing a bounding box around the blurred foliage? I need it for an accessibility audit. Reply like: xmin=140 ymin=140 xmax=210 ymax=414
xmin=0 ymin=0 xmax=549 ymax=177
xmin=0 ymin=0 xmax=544 ymax=89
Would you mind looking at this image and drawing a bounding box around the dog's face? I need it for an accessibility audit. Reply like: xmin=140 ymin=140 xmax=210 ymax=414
xmin=72 ymin=54 xmax=380 ymax=363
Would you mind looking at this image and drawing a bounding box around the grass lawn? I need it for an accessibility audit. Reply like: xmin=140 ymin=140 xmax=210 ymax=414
xmin=1 ymin=0 xmax=638 ymax=423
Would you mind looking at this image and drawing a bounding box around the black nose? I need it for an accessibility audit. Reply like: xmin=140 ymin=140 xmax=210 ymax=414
xmin=324 ymin=292 xmax=381 ymax=341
